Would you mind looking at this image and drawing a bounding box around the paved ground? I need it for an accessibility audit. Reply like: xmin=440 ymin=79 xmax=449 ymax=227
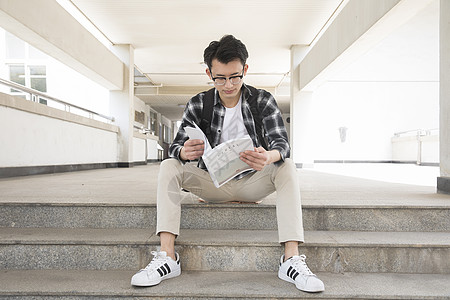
xmin=0 ymin=162 xmax=448 ymax=207
xmin=312 ymin=163 xmax=440 ymax=186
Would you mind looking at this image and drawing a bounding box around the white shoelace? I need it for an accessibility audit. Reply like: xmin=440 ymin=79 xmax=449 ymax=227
xmin=290 ymin=254 xmax=315 ymax=276
xmin=142 ymin=251 xmax=167 ymax=272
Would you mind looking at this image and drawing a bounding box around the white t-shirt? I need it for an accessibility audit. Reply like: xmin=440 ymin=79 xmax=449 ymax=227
xmin=220 ymin=96 xmax=249 ymax=143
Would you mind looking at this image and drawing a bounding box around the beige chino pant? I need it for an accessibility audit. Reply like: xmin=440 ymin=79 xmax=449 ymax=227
xmin=156 ymin=158 xmax=304 ymax=243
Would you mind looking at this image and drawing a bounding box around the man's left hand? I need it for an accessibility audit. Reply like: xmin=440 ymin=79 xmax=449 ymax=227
xmin=240 ymin=147 xmax=280 ymax=171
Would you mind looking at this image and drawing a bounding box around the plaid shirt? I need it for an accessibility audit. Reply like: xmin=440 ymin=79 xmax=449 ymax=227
xmin=169 ymin=84 xmax=290 ymax=180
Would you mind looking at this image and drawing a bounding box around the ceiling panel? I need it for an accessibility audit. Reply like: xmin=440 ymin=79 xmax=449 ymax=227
xmin=69 ymin=0 xmax=343 ymax=120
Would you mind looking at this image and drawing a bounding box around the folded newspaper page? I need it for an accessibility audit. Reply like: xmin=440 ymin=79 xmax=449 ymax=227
xmin=184 ymin=123 xmax=211 ymax=153
xmin=184 ymin=123 xmax=254 ymax=188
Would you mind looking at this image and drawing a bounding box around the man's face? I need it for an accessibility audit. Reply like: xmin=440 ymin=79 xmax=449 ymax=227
xmin=207 ymin=59 xmax=248 ymax=104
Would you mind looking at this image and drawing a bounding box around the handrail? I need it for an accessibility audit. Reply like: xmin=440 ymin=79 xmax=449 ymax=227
xmin=0 ymin=77 xmax=114 ymax=123
xmin=394 ymin=128 xmax=438 ymax=138
xmin=392 ymin=128 xmax=439 ymax=165
xmin=134 ymin=124 xmax=153 ymax=134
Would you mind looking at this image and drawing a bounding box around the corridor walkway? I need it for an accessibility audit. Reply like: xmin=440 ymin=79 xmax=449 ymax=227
xmin=0 ymin=162 xmax=448 ymax=207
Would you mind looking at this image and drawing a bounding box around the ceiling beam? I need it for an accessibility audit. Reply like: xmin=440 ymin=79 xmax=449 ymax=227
xmin=135 ymin=85 xmax=278 ymax=96
xmin=298 ymin=0 xmax=407 ymax=91
xmin=0 ymin=0 xmax=124 ymax=90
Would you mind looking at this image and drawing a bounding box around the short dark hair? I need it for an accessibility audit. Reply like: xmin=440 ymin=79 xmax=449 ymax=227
xmin=203 ymin=35 xmax=249 ymax=70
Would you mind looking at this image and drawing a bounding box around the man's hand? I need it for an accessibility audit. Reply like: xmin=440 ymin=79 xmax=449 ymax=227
xmin=180 ymin=139 xmax=204 ymax=161
xmin=240 ymin=147 xmax=281 ymax=171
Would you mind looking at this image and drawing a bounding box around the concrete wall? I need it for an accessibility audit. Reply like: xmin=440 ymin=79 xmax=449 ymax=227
xmin=147 ymin=139 xmax=158 ymax=160
xmin=132 ymin=136 xmax=146 ymax=164
xmin=0 ymin=93 xmax=118 ymax=167
xmin=0 ymin=91 xmax=162 ymax=169
xmin=132 ymin=136 xmax=161 ymax=162
xmin=310 ymin=81 xmax=439 ymax=162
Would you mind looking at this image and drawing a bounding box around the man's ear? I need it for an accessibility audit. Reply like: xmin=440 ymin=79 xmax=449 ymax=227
xmin=206 ymin=68 xmax=212 ymax=79
xmin=243 ymin=64 xmax=249 ymax=76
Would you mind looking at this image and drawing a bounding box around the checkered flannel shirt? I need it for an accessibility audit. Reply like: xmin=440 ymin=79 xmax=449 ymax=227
xmin=169 ymin=84 xmax=290 ymax=180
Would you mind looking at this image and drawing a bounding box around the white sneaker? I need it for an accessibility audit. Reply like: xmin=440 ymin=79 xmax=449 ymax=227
xmin=131 ymin=251 xmax=181 ymax=287
xmin=278 ymin=254 xmax=324 ymax=293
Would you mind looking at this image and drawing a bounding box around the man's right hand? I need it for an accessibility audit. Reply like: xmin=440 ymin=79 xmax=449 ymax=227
xmin=180 ymin=139 xmax=204 ymax=161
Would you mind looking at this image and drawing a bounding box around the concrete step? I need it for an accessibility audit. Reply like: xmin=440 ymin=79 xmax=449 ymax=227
xmin=1 ymin=269 xmax=449 ymax=299
xmin=1 ymin=228 xmax=449 ymax=274
xmin=1 ymin=202 xmax=450 ymax=232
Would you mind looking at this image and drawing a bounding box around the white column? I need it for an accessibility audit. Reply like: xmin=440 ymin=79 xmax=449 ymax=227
xmin=109 ymin=44 xmax=135 ymax=167
xmin=439 ymin=0 xmax=450 ymax=193
xmin=290 ymin=45 xmax=314 ymax=167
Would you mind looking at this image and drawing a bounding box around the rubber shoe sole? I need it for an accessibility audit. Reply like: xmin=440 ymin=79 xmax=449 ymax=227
xmin=131 ymin=267 xmax=181 ymax=287
xmin=278 ymin=269 xmax=325 ymax=293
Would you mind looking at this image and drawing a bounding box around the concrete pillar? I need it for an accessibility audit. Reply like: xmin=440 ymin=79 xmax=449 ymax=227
xmin=109 ymin=44 xmax=135 ymax=167
xmin=438 ymin=0 xmax=450 ymax=193
xmin=290 ymin=45 xmax=314 ymax=167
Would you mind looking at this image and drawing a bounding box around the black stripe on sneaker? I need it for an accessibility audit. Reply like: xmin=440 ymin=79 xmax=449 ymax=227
xmin=287 ymin=266 xmax=300 ymax=280
xmin=157 ymin=263 xmax=172 ymax=277
xmin=287 ymin=266 xmax=294 ymax=278
xmin=164 ymin=263 xmax=171 ymax=274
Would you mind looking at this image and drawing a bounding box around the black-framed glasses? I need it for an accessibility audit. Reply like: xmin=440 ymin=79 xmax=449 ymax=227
xmin=210 ymin=68 xmax=244 ymax=86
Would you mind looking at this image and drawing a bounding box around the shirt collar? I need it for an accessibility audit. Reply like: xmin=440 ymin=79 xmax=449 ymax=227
xmin=213 ymin=83 xmax=252 ymax=106
xmin=241 ymin=83 xmax=253 ymax=100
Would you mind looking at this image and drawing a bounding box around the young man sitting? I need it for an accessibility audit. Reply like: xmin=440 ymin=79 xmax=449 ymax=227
xmin=131 ymin=35 xmax=324 ymax=293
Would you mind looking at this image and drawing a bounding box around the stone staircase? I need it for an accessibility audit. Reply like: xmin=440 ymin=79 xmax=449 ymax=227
xmin=0 ymin=165 xmax=449 ymax=299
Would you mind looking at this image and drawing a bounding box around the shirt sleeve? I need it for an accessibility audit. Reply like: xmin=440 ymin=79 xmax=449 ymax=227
xmin=169 ymin=94 xmax=203 ymax=162
xmin=258 ymin=90 xmax=290 ymax=163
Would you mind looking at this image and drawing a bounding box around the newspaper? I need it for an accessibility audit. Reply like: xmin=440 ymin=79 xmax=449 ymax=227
xmin=184 ymin=123 xmax=254 ymax=188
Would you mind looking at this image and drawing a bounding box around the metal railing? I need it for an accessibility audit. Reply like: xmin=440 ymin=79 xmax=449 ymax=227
xmin=393 ymin=128 xmax=438 ymax=138
xmin=134 ymin=124 xmax=153 ymax=135
xmin=0 ymin=78 xmax=114 ymax=123
xmin=393 ymin=128 xmax=439 ymax=165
